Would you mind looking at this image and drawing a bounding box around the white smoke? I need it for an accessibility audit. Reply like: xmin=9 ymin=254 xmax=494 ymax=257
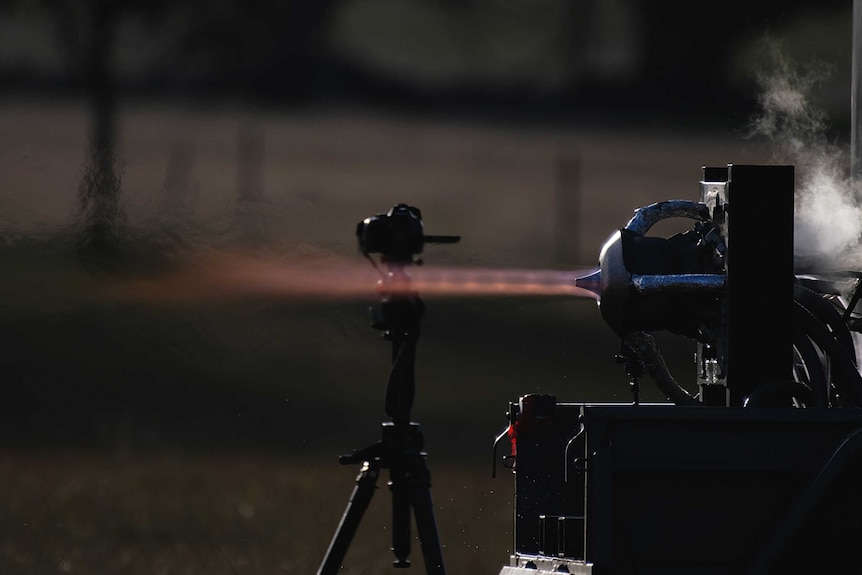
xmin=747 ymin=42 xmax=862 ymax=261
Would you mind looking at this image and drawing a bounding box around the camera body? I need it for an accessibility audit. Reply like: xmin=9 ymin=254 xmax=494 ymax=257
xmin=356 ymin=204 xmax=426 ymax=263
xmin=356 ymin=203 xmax=459 ymax=264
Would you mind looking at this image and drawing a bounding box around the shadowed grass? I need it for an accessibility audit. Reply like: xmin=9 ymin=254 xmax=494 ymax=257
xmin=0 ymin=450 xmax=513 ymax=575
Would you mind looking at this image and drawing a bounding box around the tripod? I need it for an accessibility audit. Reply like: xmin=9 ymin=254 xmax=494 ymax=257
xmin=317 ymin=267 xmax=447 ymax=575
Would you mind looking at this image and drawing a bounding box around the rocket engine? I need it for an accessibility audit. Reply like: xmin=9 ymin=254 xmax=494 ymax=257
xmin=576 ymin=164 xmax=862 ymax=408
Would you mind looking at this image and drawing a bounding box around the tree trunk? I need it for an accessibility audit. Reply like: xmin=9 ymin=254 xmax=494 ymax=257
xmin=77 ymin=0 xmax=124 ymax=272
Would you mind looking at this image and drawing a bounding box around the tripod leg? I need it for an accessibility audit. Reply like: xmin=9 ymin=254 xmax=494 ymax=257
xmin=317 ymin=461 xmax=380 ymax=575
xmin=408 ymin=458 xmax=447 ymax=575
xmin=389 ymin=465 xmax=413 ymax=567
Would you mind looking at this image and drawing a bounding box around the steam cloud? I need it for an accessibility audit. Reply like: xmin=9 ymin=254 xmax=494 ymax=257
xmin=746 ymin=42 xmax=862 ymax=263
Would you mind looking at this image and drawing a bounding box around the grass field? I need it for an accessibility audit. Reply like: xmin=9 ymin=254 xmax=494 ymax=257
xmin=0 ymin=100 xmax=775 ymax=573
xmin=0 ymin=450 xmax=515 ymax=575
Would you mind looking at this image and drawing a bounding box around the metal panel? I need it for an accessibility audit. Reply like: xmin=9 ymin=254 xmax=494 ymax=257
xmin=582 ymin=404 xmax=862 ymax=574
xmin=725 ymin=165 xmax=795 ymax=404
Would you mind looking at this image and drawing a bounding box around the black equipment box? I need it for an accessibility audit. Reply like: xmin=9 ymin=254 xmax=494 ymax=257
xmin=501 ymin=398 xmax=862 ymax=575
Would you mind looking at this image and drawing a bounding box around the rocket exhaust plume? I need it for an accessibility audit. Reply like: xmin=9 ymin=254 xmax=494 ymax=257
xmin=102 ymin=249 xmax=599 ymax=305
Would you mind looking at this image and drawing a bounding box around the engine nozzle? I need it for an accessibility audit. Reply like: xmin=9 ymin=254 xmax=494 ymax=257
xmin=575 ymin=200 xmax=725 ymax=338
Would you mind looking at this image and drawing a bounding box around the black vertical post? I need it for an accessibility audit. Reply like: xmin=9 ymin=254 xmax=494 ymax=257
xmin=235 ymin=122 xmax=266 ymax=245
xmin=725 ymin=164 xmax=795 ymax=405
xmin=236 ymin=122 xmax=265 ymax=206
xmin=555 ymin=154 xmax=581 ymax=265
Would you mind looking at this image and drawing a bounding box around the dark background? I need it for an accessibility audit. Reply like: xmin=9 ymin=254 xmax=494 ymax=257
xmin=4 ymin=0 xmax=850 ymax=449
xmin=0 ymin=2 xmax=856 ymax=573
xmin=2 ymin=1 xmax=855 ymax=128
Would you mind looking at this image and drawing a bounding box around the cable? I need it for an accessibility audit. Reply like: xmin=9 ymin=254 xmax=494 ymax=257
xmin=792 ymin=328 xmax=828 ymax=407
xmin=794 ymin=283 xmax=857 ymax=368
xmin=792 ymin=299 xmax=862 ymax=406
xmin=623 ymin=331 xmax=699 ymax=406
xmin=743 ymin=380 xmax=812 ymax=408
xmin=624 ymin=292 xmax=859 ymax=407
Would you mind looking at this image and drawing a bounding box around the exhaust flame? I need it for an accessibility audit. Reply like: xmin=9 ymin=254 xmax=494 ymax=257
xmin=103 ymin=249 xmax=599 ymax=305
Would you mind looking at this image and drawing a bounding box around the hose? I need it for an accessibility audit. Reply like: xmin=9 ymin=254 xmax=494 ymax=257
xmin=793 ymin=283 xmax=857 ymax=368
xmin=623 ymin=330 xmax=699 ymax=406
xmin=743 ymin=380 xmax=813 ymax=407
xmin=792 ymin=328 xmax=828 ymax=407
xmin=792 ymin=298 xmax=862 ymax=406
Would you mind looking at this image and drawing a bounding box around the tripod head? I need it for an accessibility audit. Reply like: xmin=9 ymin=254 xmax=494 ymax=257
xmin=357 ymin=204 xmax=460 ymax=424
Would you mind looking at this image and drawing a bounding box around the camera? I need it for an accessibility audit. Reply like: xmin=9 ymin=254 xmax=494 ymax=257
xmin=356 ymin=203 xmax=459 ymax=263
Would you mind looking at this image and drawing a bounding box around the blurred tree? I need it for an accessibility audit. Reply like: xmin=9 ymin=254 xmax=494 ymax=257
xmin=74 ymin=0 xmax=125 ymax=272
xmin=167 ymin=0 xmax=343 ymax=103
xmin=4 ymin=1 xmax=851 ymax=136
xmin=5 ymin=0 xmax=342 ymax=267
xmin=11 ymin=0 xmax=170 ymax=271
